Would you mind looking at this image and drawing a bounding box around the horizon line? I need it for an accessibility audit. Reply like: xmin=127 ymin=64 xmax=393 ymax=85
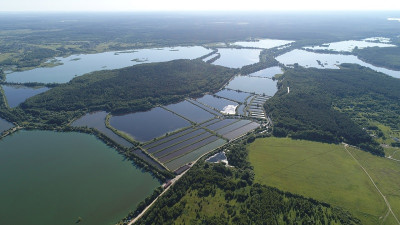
xmin=1 ymin=9 xmax=400 ymax=13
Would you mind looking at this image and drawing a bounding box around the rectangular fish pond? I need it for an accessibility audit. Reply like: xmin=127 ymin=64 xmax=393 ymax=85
xmin=109 ymin=107 xmax=192 ymax=143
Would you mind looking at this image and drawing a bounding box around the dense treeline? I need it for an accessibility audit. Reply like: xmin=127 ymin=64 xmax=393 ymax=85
xmin=19 ymin=59 xmax=236 ymax=125
xmin=131 ymin=151 xmax=360 ymax=225
xmin=197 ymin=49 xmax=217 ymax=60
xmin=265 ymin=64 xmax=399 ymax=156
xmin=205 ymin=53 xmax=221 ymax=64
xmin=354 ymin=46 xmax=400 ymax=70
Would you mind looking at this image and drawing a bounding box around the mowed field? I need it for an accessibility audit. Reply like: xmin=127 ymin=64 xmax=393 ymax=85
xmin=248 ymin=137 xmax=400 ymax=225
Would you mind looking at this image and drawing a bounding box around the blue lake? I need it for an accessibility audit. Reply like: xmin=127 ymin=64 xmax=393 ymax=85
xmin=304 ymin=39 xmax=395 ymax=52
xmin=212 ymin=48 xmax=261 ymax=68
xmin=1 ymin=85 xmax=49 ymax=108
xmin=276 ymin=49 xmax=400 ymax=79
xmin=6 ymin=46 xmax=212 ymax=84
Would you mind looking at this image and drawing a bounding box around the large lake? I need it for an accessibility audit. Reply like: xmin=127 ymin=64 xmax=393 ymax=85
xmin=304 ymin=40 xmax=395 ymax=52
xmin=212 ymin=48 xmax=261 ymax=68
xmin=276 ymin=49 xmax=400 ymax=79
xmin=0 ymin=130 xmax=159 ymax=225
xmin=6 ymin=46 xmax=212 ymax=84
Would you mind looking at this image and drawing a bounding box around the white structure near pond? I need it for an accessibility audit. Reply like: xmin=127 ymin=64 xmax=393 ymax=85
xmin=221 ymin=105 xmax=238 ymax=115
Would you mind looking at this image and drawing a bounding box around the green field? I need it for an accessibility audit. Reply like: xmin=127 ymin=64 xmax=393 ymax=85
xmin=248 ymin=137 xmax=400 ymax=225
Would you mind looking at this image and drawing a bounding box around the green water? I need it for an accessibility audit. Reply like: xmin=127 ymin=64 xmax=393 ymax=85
xmin=0 ymin=130 xmax=160 ymax=225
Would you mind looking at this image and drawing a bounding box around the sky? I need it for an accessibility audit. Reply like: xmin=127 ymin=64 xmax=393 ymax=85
xmin=1 ymin=0 xmax=400 ymax=11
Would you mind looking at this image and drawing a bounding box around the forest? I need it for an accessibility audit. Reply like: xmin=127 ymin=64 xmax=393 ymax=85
xmin=265 ymin=64 xmax=400 ymax=156
xmin=14 ymin=59 xmax=236 ymax=125
xmin=354 ymin=46 xmax=400 ymax=70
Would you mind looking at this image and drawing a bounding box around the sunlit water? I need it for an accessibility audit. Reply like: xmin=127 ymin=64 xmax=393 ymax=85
xmin=304 ymin=40 xmax=395 ymax=52
xmin=6 ymin=46 xmax=212 ymax=83
xmin=1 ymin=85 xmax=49 ymax=108
xmin=276 ymin=49 xmax=400 ymax=78
xmin=212 ymin=48 xmax=261 ymax=68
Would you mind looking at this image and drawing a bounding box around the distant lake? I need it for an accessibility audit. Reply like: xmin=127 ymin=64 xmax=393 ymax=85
xmin=232 ymin=39 xmax=294 ymax=49
xmin=304 ymin=40 xmax=395 ymax=52
xmin=0 ymin=117 xmax=13 ymax=133
xmin=109 ymin=107 xmax=191 ymax=142
xmin=362 ymin=37 xmax=391 ymax=43
xmin=212 ymin=48 xmax=261 ymax=68
xmin=0 ymin=130 xmax=159 ymax=225
xmin=276 ymin=49 xmax=400 ymax=79
xmin=225 ymin=76 xmax=278 ymax=96
xmin=1 ymin=85 xmax=49 ymax=108
xmin=6 ymin=46 xmax=212 ymax=84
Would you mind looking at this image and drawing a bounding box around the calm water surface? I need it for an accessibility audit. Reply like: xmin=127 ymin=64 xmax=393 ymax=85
xmin=212 ymin=48 xmax=261 ymax=68
xmin=6 ymin=46 xmax=212 ymax=83
xmin=109 ymin=107 xmax=191 ymax=142
xmin=304 ymin=40 xmax=395 ymax=52
xmin=71 ymin=111 xmax=133 ymax=148
xmin=225 ymin=76 xmax=278 ymax=96
xmin=1 ymin=85 xmax=49 ymax=108
xmin=276 ymin=49 xmax=400 ymax=78
xmin=0 ymin=130 xmax=159 ymax=225
xmin=165 ymin=100 xmax=215 ymax=123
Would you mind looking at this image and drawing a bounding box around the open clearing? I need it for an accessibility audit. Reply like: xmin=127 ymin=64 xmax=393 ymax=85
xmin=248 ymin=137 xmax=400 ymax=225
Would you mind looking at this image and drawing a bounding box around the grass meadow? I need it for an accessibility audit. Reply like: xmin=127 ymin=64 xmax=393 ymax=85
xmin=248 ymin=137 xmax=400 ymax=225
